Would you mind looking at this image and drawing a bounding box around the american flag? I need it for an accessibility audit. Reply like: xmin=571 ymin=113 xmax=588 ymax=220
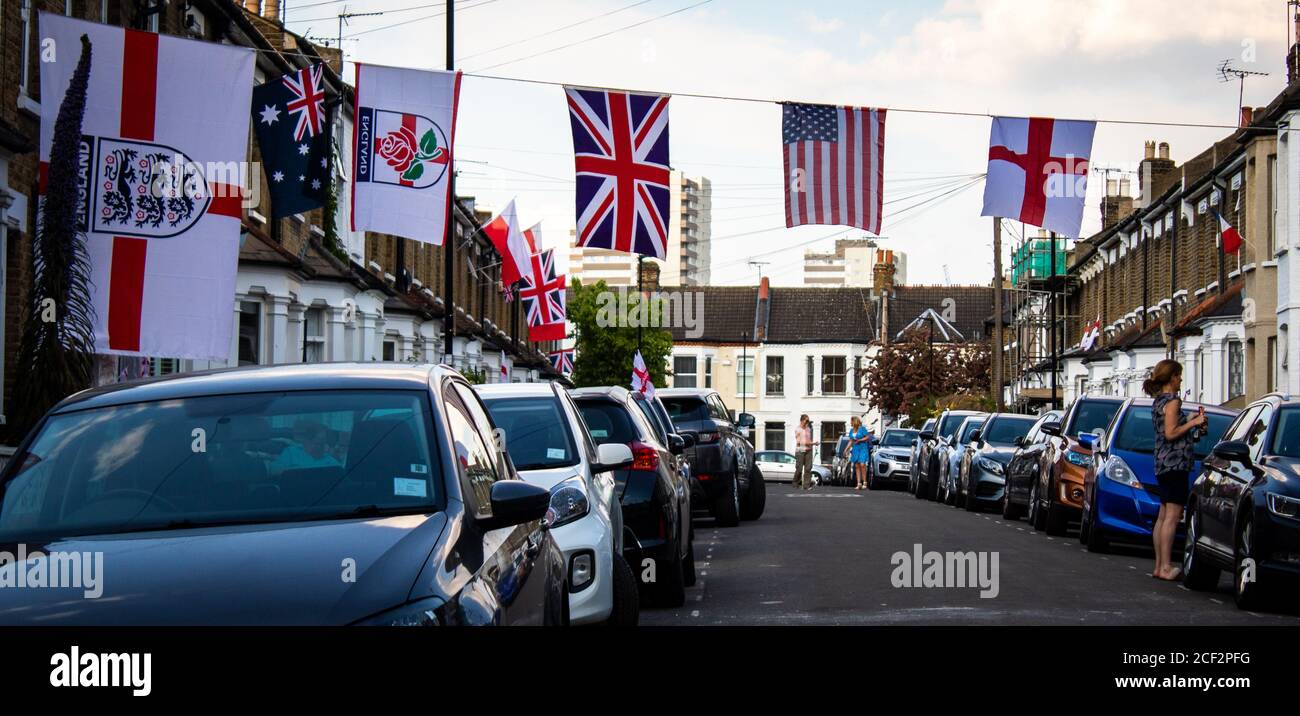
xmin=782 ymin=103 xmax=886 ymax=234
xmin=565 ymin=87 xmax=671 ymax=260
xmin=520 ymin=249 xmax=566 ymax=327
xmin=548 ymin=348 xmax=574 ymax=375
xmin=283 ymin=64 xmax=326 ymax=141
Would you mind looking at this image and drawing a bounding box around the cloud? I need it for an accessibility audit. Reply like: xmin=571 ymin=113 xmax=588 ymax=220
xmin=802 ymin=13 xmax=845 ymax=34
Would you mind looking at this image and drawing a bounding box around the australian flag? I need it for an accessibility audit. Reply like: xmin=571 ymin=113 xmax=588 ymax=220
xmin=252 ymin=64 xmax=330 ymax=218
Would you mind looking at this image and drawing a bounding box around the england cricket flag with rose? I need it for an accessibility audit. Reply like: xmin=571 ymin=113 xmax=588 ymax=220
xmin=38 ymin=13 xmax=254 ymax=360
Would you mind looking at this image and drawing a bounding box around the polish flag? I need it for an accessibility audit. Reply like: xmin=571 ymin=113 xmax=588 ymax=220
xmin=483 ymin=198 xmax=532 ymax=285
xmin=631 ymin=350 xmax=655 ymax=398
xmin=39 ymin=14 xmax=254 ymax=360
xmin=1215 ymin=211 xmax=1243 ymax=254
xmin=523 ymin=222 xmax=542 ymax=255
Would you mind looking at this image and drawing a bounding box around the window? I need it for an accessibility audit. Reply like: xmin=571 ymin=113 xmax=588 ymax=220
xmin=19 ymin=1 xmax=33 ymax=99
xmin=737 ymin=356 xmax=754 ymax=396
xmin=481 ymin=395 xmax=580 ymax=471
xmin=1246 ymin=403 xmax=1274 ymax=462
xmin=1196 ymin=347 xmax=1206 ymax=402
xmin=382 ymin=340 xmax=397 ymax=362
xmin=764 ymin=421 xmax=785 ymax=451
xmin=765 ymin=356 xmax=784 ymax=396
xmin=853 ymin=356 xmax=862 ymax=395
xmin=1268 ymin=154 xmax=1278 ymax=256
xmin=673 ymin=355 xmax=698 ymax=388
xmin=709 ymin=394 xmax=733 ymax=423
xmin=302 ymin=307 xmax=325 ymax=363
xmin=1228 ymin=340 xmax=1245 ymax=401
xmin=704 ymin=356 xmax=713 ymax=388
xmin=1268 ymin=337 xmax=1278 ymax=393
xmin=444 ymin=384 xmax=500 ymax=519
xmin=821 ymin=356 xmax=846 ymax=395
xmin=238 ymin=301 xmax=262 ymax=366
xmin=806 ymin=356 xmax=815 ymax=395
xmin=819 ymin=422 xmax=841 ymax=463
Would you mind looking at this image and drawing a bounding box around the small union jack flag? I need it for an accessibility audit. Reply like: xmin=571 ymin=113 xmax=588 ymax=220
xmin=548 ymin=348 xmax=574 ymax=375
xmin=283 ymin=64 xmax=327 ymax=141
xmin=565 ymin=87 xmax=671 ymax=260
xmin=520 ymin=249 xmax=566 ymax=327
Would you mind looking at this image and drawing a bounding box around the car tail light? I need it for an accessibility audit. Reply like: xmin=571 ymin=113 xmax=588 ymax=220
xmin=631 ymin=442 xmax=659 ymax=471
xmin=696 ymin=473 xmax=711 ymax=481
xmin=695 ymin=432 xmax=720 ymax=444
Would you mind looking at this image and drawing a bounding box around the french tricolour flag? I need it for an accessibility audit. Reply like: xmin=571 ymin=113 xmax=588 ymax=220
xmin=39 ymin=14 xmax=254 ymax=360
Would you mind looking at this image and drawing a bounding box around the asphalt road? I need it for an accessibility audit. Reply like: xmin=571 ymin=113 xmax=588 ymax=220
xmin=642 ymin=481 xmax=1299 ymax=625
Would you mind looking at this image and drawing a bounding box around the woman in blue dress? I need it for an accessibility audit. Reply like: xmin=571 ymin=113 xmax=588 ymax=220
xmin=849 ymin=416 xmax=871 ymax=490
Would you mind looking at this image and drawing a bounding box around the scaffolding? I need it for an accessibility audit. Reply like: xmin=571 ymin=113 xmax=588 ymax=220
xmin=1004 ymin=231 xmax=1080 ymax=411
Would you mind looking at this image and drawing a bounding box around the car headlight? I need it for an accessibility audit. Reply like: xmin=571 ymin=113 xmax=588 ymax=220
xmin=1066 ymin=450 xmax=1091 ymax=467
xmin=1266 ymin=492 xmax=1300 ymax=521
xmin=354 ymin=597 xmax=443 ymax=626
xmin=977 ymin=457 xmax=1004 ymax=475
xmin=545 ymin=476 xmax=589 ymax=529
xmin=1103 ymin=455 xmax=1141 ymax=489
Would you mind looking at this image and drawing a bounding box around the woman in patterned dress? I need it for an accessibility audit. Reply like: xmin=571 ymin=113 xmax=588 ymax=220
xmin=1142 ymin=359 xmax=1208 ymax=581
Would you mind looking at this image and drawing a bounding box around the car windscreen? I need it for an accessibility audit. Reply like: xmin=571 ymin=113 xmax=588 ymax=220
xmin=0 ymin=390 xmax=439 ymax=541
xmin=482 ymin=395 xmax=579 ymax=471
xmin=958 ymin=420 xmax=984 ymax=443
xmin=880 ymin=430 xmax=917 ymax=447
xmin=1067 ymin=400 xmax=1122 ymax=438
xmin=1114 ymin=406 xmax=1234 ymax=459
xmin=660 ymin=396 xmax=708 ymax=424
xmin=939 ymin=413 xmax=967 ymax=438
xmin=575 ymin=399 xmax=642 ymax=445
xmin=982 ymin=418 xmax=1034 ymax=446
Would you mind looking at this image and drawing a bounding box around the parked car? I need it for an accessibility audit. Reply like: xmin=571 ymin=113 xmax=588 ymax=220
xmin=908 ymin=418 xmax=937 ymax=492
xmin=657 ymin=388 xmax=764 ymax=525
xmin=937 ymin=415 xmax=986 ymax=505
xmin=956 ymin=413 xmax=1037 ymax=511
xmin=916 ymin=410 xmax=983 ymax=501
xmin=1079 ymin=397 xmax=1236 ymax=554
xmin=0 ymin=363 xmax=569 ymax=625
xmin=832 ymin=434 xmax=853 ymax=485
xmin=870 ymin=428 xmax=919 ymax=490
xmin=1002 ymin=410 xmax=1063 ymax=520
xmin=477 ymin=382 xmax=640 ymax=625
xmin=1183 ymin=395 xmax=1300 ymax=609
xmin=754 ymin=450 xmax=828 ymax=485
xmin=628 ymin=391 xmax=695 ymax=503
xmin=570 ymin=387 xmax=694 ymax=607
xmin=1030 ymin=396 xmax=1125 ymax=535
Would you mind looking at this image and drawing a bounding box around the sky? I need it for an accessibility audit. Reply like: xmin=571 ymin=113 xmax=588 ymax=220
xmin=284 ymin=0 xmax=1288 ymax=287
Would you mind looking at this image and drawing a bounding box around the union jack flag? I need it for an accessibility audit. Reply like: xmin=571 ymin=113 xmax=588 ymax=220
xmin=565 ymin=87 xmax=671 ymax=260
xmin=520 ymin=249 xmax=566 ymax=327
xmin=548 ymin=349 xmax=574 ymax=375
xmin=283 ymin=64 xmax=327 ymax=141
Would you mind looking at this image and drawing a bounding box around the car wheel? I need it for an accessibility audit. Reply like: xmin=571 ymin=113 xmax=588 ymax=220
xmin=1181 ymin=508 xmax=1219 ymax=592
xmin=1084 ymin=501 xmax=1109 ymax=553
xmin=1045 ymin=487 xmax=1069 ymax=536
xmin=1234 ymin=518 xmax=1267 ymax=611
xmin=606 ymin=553 xmax=640 ymax=626
xmin=650 ymin=540 xmax=687 ymax=608
xmin=1001 ymin=485 xmax=1023 ymax=520
xmin=741 ymin=464 xmax=766 ymax=521
xmin=963 ymin=480 xmax=978 ymax=511
xmin=683 ymin=535 xmax=696 ymax=587
xmin=1028 ymin=480 xmax=1044 ymax=531
xmin=714 ymin=467 xmax=741 ymax=527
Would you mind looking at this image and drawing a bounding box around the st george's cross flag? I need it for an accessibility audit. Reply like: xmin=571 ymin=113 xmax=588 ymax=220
xmin=782 ymin=103 xmax=886 ymax=234
xmin=981 ymin=116 xmax=1095 ymax=238
xmin=252 ymin=63 xmax=331 ymax=218
xmin=1080 ymin=315 xmax=1102 ymax=351
xmin=39 ymin=13 xmax=254 ymax=360
xmin=522 ymin=249 xmax=567 ymax=342
xmin=565 ymin=87 xmax=671 ymax=260
xmin=631 ymin=350 xmax=656 ymax=398
xmin=1214 ymin=211 xmax=1244 ymax=254
xmin=500 ymin=350 xmax=510 ymax=381
xmin=351 ymin=63 xmax=460 ymax=244
xmin=482 ymin=198 xmax=532 ymax=285
xmin=548 ymin=348 xmax=574 ymax=375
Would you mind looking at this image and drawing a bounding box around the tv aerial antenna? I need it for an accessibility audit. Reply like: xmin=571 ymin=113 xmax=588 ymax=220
xmin=1217 ymin=59 xmax=1269 ymax=122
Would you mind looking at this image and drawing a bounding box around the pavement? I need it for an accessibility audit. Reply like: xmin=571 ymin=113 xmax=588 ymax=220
xmin=642 ymin=482 xmax=1299 ymax=625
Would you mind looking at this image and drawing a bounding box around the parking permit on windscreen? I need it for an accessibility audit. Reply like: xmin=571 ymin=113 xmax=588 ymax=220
xmin=394 ymin=478 xmax=428 ymax=498
xmin=547 ymin=448 xmax=565 ymax=459
xmin=410 ymin=464 xmax=428 ymax=474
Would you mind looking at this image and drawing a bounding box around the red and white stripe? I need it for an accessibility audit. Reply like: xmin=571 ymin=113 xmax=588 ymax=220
xmin=784 ymin=106 xmax=886 ymax=235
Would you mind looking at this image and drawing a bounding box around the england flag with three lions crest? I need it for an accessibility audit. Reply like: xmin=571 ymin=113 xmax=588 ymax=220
xmin=39 ymin=13 xmax=254 ymax=360
xmin=351 ymin=63 xmax=461 ymax=244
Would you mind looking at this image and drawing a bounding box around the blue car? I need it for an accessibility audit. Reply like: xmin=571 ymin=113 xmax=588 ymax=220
xmin=1079 ymin=397 xmax=1238 ymax=552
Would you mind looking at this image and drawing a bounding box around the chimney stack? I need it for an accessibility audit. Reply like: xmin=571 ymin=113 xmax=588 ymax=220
xmin=1139 ymin=140 xmax=1175 ymax=204
xmin=243 ymin=1 xmax=260 ymax=13
xmin=641 ymin=261 xmax=661 ymax=290
xmin=1144 ymin=140 xmax=1156 ymax=159
xmin=1239 ymin=106 xmax=1255 ymax=128
xmin=263 ymin=0 xmax=281 ymax=21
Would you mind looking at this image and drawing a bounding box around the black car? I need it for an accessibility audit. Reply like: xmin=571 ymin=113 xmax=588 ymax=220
xmin=908 ymin=418 xmax=936 ymax=491
xmin=955 ymin=413 xmax=1037 ymax=512
xmin=570 ymin=387 xmax=694 ymax=606
xmin=657 ymin=388 xmax=763 ymax=526
xmin=870 ymin=428 xmax=919 ymax=489
xmin=0 ymin=363 xmax=568 ymax=625
xmin=914 ymin=409 xmax=982 ymax=501
xmin=1002 ymin=410 xmax=1063 ymax=520
xmin=1183 ymin=394 xmax=1300 ymax=610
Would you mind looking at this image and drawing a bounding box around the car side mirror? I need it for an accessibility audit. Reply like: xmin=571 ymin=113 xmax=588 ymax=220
xmin=1014 ymin=436 xmax=1025 ymax=447
xmin=678 ymin=433 xmax=696 ymax=449
xmin=920 ymin=430 xmax=935 ymax=441
xmin=737 ymin=412 xmax=756 ymax=429
xmin=668 ymin=434 xmax=686 ymax=455
xmin=1212 ymin=439 xmax=1251 ymax=465
xmin=968 ymin=430 xmax=982 ymax=444
xmin=1040 ymin=421 xmax=1062 ymax=437
xmin=593 ymin=442 xmax=636 ymax=472
xmin=482 ymin=481 xmax=551 ymax=530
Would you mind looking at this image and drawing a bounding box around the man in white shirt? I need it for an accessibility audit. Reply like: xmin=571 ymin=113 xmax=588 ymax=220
xmin=792 ymin=415 xmax=814 ymax=491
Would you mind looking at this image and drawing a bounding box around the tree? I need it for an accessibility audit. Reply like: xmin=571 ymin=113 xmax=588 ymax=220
xmin=863 ymin=324 xmax=992 ymax=425
xmin=12 ymin=35 xmax=98 ymax=436
xmin=567 ymin=278 xmax=673 ymax=388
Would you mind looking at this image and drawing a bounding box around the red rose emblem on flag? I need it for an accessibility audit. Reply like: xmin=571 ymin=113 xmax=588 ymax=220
xmin=376 ymin=127 xmax=418 ymax=174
